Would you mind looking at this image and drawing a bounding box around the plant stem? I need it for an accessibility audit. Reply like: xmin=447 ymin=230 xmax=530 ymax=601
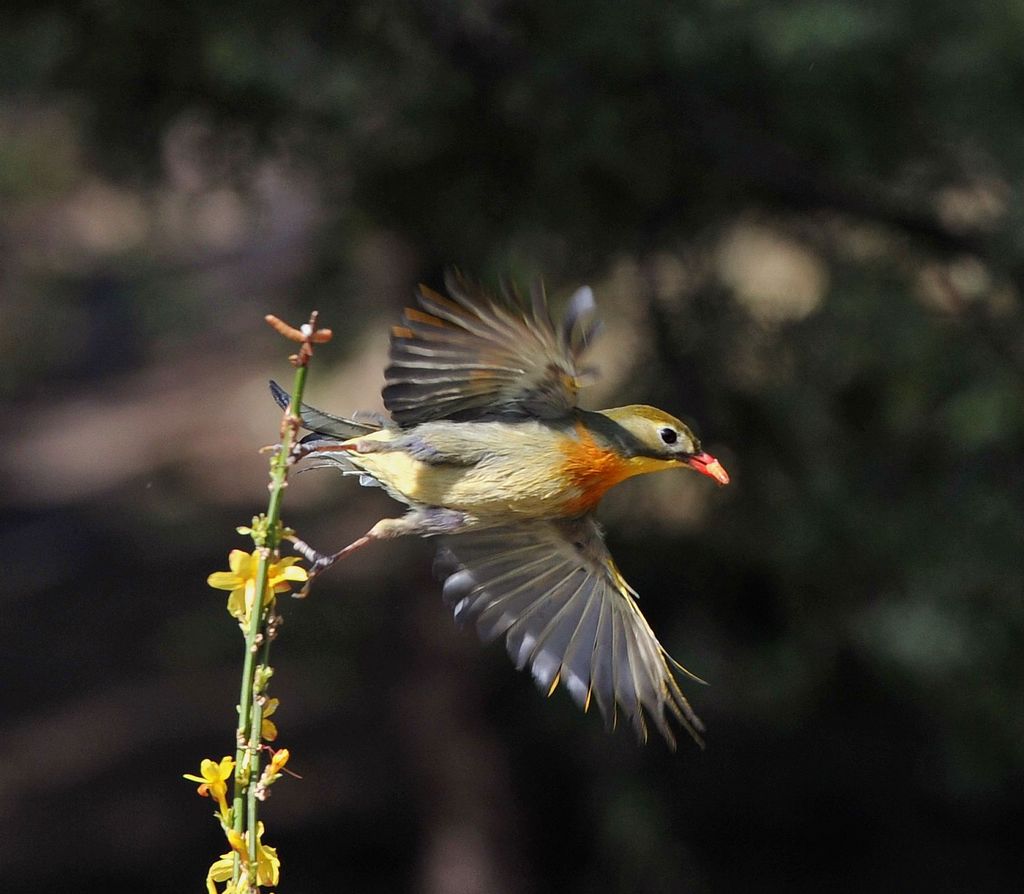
xmin=231 ymin=360 xmax=310 ymax=883
xmin=246 ymin=692 xmax=266 ymax=881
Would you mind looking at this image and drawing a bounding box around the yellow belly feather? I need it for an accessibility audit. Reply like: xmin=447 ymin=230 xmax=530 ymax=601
xmin=344 ymin=419 xmax=677 ymax=521
xmin=345 ymin=422 xmax=582 ymax=519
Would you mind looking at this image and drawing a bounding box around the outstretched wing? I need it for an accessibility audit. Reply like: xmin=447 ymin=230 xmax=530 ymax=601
xmin=383 ymin=271 xmax=601 ymax=426
xmin=435 ymin=517 xmax=705 ymax=748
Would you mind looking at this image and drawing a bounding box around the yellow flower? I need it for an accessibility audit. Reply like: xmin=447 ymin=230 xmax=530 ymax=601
xmin=208 ymin=550 xmax=307 ymax=625
xmin=268 ymin=747 xmax=289 ymax=777
xmin=257 ymin=747 xmax=291 ymax=793
xmin=261 ymin=697 xmax=280 ymax=742
xmin=254 ymin=822 xmax=281 ymax=887
xmin=225 ymin=828 xmax=247 ymax=858
xmin=212 ymin=822 xmax=280 ymax=891
xmin=206 ymin=854 xmax=234 ymax=894
xmin=184 ymin=755 xmax=235 ymax=820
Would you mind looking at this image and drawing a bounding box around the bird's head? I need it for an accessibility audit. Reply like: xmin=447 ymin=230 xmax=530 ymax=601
xmin=599 ymin=405 xmax=730 ymax=485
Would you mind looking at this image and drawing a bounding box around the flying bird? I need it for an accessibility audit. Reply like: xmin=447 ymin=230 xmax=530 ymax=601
xmin=273 ymin=273 xmax=729 ymax=747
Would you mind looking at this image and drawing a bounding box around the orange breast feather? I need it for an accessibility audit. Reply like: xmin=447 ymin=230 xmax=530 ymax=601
xmin=558 ymin=424 xmax=633 ymax=515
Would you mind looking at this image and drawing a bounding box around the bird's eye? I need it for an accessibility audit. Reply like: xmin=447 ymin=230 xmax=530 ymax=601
xmin=659 ymin=427 xmax=678 ymax=445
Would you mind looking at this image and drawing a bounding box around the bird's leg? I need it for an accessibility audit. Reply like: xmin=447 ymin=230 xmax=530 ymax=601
xmin=287 ymin=528 xmax=381 ymax=595
xmin=291 ymin=436 xmax=401 ymax=462
xmin=291 ymin=439 xmax=358 ymax=460
xmin=258 ymin=439 xmax=355 ymax=461
xmin=289 ymin=508 xmax=473 ymax=596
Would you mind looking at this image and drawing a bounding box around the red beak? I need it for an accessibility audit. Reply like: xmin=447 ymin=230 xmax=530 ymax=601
xmin=685 ymin=451 xmax=730 ymax=485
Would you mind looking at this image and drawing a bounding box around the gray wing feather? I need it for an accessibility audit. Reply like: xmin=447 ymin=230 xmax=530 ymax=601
xmin=558 ymin=587 xmax=605 ymax=709
xmin=383 ymin=272 xmax=601 ymax=426
xmin=562 ymin=286 xmax=603 ymax=357
xmin=588 ymin=598 xmax=616 ymax=729
xmin=524 ymin=576 xmax=592 ymax=691
xmin=436 ymin=518 xmax=705 ymax=748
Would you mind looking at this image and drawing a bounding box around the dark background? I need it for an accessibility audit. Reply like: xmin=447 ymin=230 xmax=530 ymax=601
xmin=2 ymin=2 xmax=1023 ymax=891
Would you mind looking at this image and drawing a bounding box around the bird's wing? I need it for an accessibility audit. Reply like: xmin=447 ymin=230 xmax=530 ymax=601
xmin=435 ymin=516 xmax=704 ymax=748
xmin=383 ymin=271 xmax=601 ymax=426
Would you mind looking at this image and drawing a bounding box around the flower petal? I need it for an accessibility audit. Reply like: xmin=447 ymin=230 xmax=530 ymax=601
xmin=226 ymin=588 xmax=246 ymax=621
xmin=226 ymin=828 xmax=247 ymax=857
xmin=257 ymin=843 xmax=280 ymax=887
xmin=276 ymin=565 xmax=308 ymax=583
xmin=228 ymin=549 xmax=251 ymax=573
xmin=208 ymin=856 xmax=235 ymax=884
xmin=199 ymin=758 xmax=220 ymax=781
xmin=207 ymin=571 xmax=242 ymax=591
xmin=268 ymin=748 xmax=290 ymax=775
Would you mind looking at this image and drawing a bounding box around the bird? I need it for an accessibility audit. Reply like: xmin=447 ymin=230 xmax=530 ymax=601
xmin=272 ymin=272 xmax=729 ymax=747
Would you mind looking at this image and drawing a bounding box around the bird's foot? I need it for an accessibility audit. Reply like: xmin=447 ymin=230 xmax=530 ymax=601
xmin=287 ymin=509 xmax=473 ymax=597
xmin=286 ymin=533 xmax=373 ymax=596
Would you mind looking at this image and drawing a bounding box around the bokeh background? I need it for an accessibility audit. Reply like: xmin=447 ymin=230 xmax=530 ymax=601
xmin=2 ymin=2 xmax=1023 ymax=892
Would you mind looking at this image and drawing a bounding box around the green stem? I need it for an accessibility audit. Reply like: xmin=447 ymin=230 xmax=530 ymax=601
xmin=246 ymin=691 xmax=266 ymax=881
xmin=246 ymin=630 xmax=276 ymax=878
xmin=232 ymin=360 xmax=310 ymax=885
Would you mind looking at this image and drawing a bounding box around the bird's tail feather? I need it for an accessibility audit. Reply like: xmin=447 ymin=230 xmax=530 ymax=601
xmin=269 ymin=380 xmax=382 ymax=439
xmin=292 ymin=434 xmax=383 ymax=491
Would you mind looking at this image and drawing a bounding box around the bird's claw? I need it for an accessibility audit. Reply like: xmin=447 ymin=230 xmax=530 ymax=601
xmin=286 ymin=535 xmax=335 ymax=597
xmin=287 ymin=532 xmax=374 ymax=597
